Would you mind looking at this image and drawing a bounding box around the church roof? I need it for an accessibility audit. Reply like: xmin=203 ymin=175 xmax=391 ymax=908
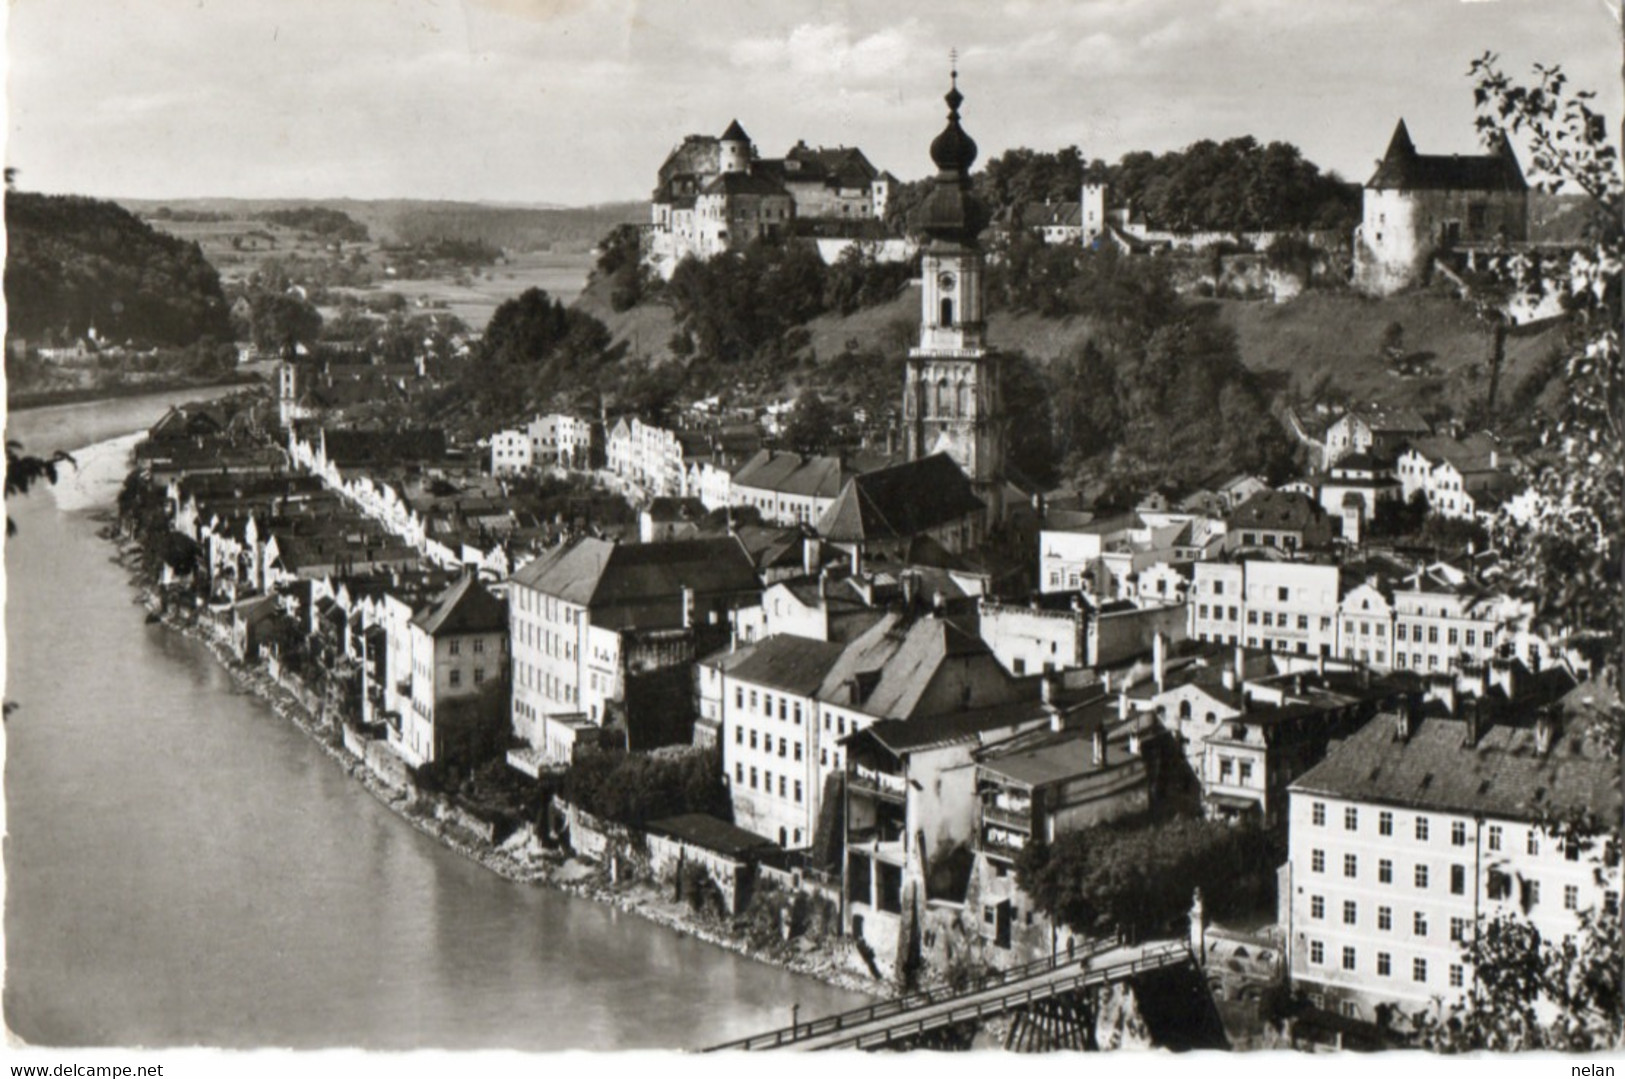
xmin=816 ymin=454 xmax=985 ymax=544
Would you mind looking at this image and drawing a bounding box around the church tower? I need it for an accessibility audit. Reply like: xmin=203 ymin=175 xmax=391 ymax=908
xmin=903 ymin=67 xmax=1006 ymax=525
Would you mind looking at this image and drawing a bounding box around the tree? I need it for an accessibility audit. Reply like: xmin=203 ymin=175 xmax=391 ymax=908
xmin=1406 ymin=49 xmax=1624 ymax=1052
xmin=4 ymin=439 xmax=73 ymax=536
xmin=782 ymin=388 xmax=838 ymax=456
xmin=250 ymin=292 xmax=323 ymax=359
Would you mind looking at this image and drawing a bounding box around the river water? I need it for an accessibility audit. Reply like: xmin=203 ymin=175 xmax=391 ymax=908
xmin=3 ymin=390 xmax=867 ymax=1049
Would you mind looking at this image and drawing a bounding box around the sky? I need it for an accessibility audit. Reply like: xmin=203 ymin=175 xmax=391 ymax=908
xmin=5 ymin=0 xmax=1621 ymax=206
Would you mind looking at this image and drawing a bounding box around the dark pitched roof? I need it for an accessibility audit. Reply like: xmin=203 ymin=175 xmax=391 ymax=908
xmin=1227 ymin=490 xmax=1326 ymax=533
xmin=410 ymin=574 xmax=507 ymax=636
xmin=720 ymin=119 xmax=751 ymax=143
xmin=719 ymin=634 xmax=847 ymax=696
xmin=1367 ymin=119 xmax=1527 ymax=193
xmin=510 ymin=536 xmax=760 ymax=613
xmin=646 ymin=813 xmax=778 ymax=859
xmin=816 ymin=454 xmax=984 ymax=544
xmin=854 ymin=698 xmax=1053 ymax=756
xmin=1291 ymin=710 xmax=1618 ymax=823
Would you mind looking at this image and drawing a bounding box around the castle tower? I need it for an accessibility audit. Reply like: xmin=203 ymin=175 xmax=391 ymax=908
xmin=902 ymin=67 xmax=1006 ymax=526
xmin=718 ymin=119 xmax=751 ymax=175
xmin=1081 ymin=181 xmax=1107 ymax=246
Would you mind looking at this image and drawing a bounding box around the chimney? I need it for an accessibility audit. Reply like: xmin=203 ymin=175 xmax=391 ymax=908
xmin=849 ymin=545 xmax=862 ymax=577
xmin=932 ymin=590 xmax=946 ymax=616
xmin=1118 ymin=691 xmax=1130 ymax=721
xmin=1102 ymin=671 xmax=1113 ymax=694
xmin=681 ymin=585 xmax=695 ymax=630
xmin=818 ymin=566 xmax=830 ymax=600
xmin=1128 ymin=727 xmax=1142 ymax=756
xmin=1465 ymin=699 xmax=1484 ymax=748
xmin=1041 ymin=671 xmax=1060 ymax=707
xmin=1222 ymin=666 xmax=1237 ymax=691
xmin=1394 ymin=706 xmax=1411 ymax=742
xmin=1315 ymin=653 xmax=1326 ymax=677
xmin=1534 ymin=706 xmax=1559 ymax=754
xmin=1489 ymin=449 xmax=1499 ymax=470
xmin=1234 ymin=643 xmax=1245 ymax=682
xmin=1092 ymin=724 xmax=1107 ymax=766
xmin=901 ymin=572 xmax=919 ymax=609
xmin=803 ymin=536 xmax=820 ymax=576
xmin=1153 ymin=632 xmax=1166 ymax=693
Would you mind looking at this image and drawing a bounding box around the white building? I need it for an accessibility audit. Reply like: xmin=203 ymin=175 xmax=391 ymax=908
xmin=1285 ymin=704 xmax=1619 ymax=1025
xmin=395 ymin=576 xmax=510 ymax=770
xmin=1191 ymin=560 xmax=1340 ymax=658
xmin=490 ymin=429 xmax=532 ymax=475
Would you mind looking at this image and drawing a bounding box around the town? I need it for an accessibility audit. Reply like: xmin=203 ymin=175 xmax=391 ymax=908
xmin=14 ymin=33 xmax=1616 ymax=1056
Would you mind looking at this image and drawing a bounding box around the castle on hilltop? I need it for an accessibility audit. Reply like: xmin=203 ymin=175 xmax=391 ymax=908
xmin=645 ymin=120 xmax=896 ymax=277
xmin=1352 ymin=119 xmax=1528 ymax=295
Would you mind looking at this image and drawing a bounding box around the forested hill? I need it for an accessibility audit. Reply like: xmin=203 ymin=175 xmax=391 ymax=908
xmin=5 ymin=191 xmax=232 ymax=346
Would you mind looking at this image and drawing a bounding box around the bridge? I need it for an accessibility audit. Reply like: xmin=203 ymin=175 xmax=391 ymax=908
xmin=702 ymin=938 xmax=1195 ymax=1051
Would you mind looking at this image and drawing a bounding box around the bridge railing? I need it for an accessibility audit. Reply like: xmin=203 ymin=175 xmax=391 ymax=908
xmin=835 ymin=940 xmax=1193 ymax=1051
xmin=703 ymin=938 xmax=1186 ymax=1052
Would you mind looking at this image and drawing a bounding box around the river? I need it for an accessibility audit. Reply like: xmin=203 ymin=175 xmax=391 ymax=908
xmin=3 ymin=390 xmax=868 ymax=1049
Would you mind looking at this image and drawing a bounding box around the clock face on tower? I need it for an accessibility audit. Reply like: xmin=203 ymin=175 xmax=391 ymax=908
xmin=937 ymin=272 xmax=956 ymax=291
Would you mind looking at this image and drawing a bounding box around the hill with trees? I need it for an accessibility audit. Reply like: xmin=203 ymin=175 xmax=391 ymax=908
xmin=5 ymin=191 xmax=232 ymax=346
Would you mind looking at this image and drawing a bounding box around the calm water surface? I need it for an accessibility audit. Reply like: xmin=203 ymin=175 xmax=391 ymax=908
xmin=4 ymin=390 xmax=867 ymax=1048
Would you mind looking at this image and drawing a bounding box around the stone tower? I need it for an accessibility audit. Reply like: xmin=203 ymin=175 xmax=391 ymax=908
xmin=718 ymin=119 xmax=751 ymax=175
xmin=902 ymin=68 xmax=1006 ymax=526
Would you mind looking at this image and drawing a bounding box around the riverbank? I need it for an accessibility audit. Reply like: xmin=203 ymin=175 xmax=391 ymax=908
xmin=109 ymin=533 xmax=887 ymax=1010
xmin=8 ymin=371 xmax=261 ymax=413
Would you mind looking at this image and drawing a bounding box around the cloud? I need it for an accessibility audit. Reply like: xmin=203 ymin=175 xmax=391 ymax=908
xmin=729 ymin=21 xmax=923 ymax=81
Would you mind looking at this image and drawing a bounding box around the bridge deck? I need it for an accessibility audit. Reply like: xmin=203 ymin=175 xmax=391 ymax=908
xmin=704 ymin=939 xmax=1191 ymax=1052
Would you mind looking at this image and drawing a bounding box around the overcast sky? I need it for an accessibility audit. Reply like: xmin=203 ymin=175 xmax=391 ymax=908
xmin=6 ymin=0 xmax=1621 ymax=206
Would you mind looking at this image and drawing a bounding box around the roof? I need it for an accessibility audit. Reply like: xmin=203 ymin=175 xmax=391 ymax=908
xmin=321 ymin=427 xmax=447 ymax=467
xmin=732 ymin=450 xmax=853 ymax=499
xmin=647 ymin=813 xmax=778 ymax=859
xmin=720 ymin=119 xmax=750 ymax=143
xmin=1402 ymin=433 xmax=1502 ymax=473
xmin=1340 ymin=404 xmax=1431 ymax=436
xmin=510 ymin=535 xmax=760 ymax=615
xmin=816 ymin=454 xmax=984 ymax=544
xmin=976 ymin=721 xmax=1149 ymax=789
xmin=720 ymin=634 xmax=846 ymax=696
xmin=816 ymin=612 xmax=1000 ymax=720
xmin=855 ymin=698 xmax=1052 ymax=756
xmin=411 ymin=575 xmax=507 ymax=636
xmin=1367 ymin=120 xmax=1527 ymax=193
xmin=1227 ymin=490 xmax=1326 ymax=534
xmin=1291 ymin=709 xmax=1618 ymax=823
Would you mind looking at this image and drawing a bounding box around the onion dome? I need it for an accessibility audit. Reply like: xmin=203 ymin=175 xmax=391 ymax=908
xmin=928 ymin=72 xmax=978 ymax=175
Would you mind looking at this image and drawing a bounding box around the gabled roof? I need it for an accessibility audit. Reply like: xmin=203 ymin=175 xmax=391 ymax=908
xmin=817 ymin=611 xmax=1001 ymax=720
xmin=1402 ymin=433 xmax=1501 ymax=473
xmin=1227 ymin=490 xmax=1327 ymax=533
xmin=720 ymin=634 xmax=847 ymax=696
xmin=411 ymin=574 xmax=507 ymax=636
xmin=1367 ymin=119 xmax=1527 ymax=193
xmin=856 ymin=698 xmax=1053 ymax=757
xmin=510 ymin=535 xmax=760 ymax=613
xmin=816 ymin=454 xmax=984 ymax=544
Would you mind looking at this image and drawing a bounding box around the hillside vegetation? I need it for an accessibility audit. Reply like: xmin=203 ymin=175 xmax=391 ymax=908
xmin=6 ymin=191 xmax=232 ymax=346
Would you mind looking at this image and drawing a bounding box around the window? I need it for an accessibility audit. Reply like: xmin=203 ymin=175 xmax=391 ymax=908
xmin=1343 ymin=900 xmax=1357 ymax=925
xmin=1416 ymin=817 xmax=1430 ymax=842
xmin=1239 ymin=761 xmax=1254 ymax=784
xmin=1278 ymin=587 xmax=1290 ymax=602
xmin=1379 ymin=859 xmax=1393 ymax=884
xmin=735 ymin=764 xmax=743 ymax=783
xmin=1415 ymin=864 xmax=1429 ymax=889
xmin=1262 ymin=613 xmax=1273 ymax=628
xmin=736 ymin=688 xmax=744 ymax=709
xmin=1344 ymin=853 xmax=1358 ymax=878
xmin=1428 ymin=626 xmax=1439 ymax=644
xmin=750 ymin=731 xmax=758 ymax=750
xmin=1213 ymin=581 xmax=1225 ymax=596
xmin=1450 ymin=917 xmax=1469 ymax=942
xmin=1342 ymin=946 xmax=1357 ymax=971
xmin=1379 ymin=811 xmax=1393 ymax=836
xmin=1298 ymin=615 xmax=1309 ymax=630
xmin=1312 ymin=849 xmax=1325 ymax=873
xmin=749 ymin=768 xmax=758 ymax=790
xmin=1247 ymin=612 xmax=1258 ymax=625
xmin=449 ymin=640 xmax=461 ymax=656
xmin=1377 ymin=952 xmax=1392 ymax=977
xmin=449 ymin=669 xmax=461 ymax=687
xmin=1565 ymin=884 xmax=1580 ymax=911
xmin=1345 ymin=807 xmax=1359 ymax=832
xmin=749 ymin=691 xmax=758 ymax=710
xmin=1310 ymin=941 xmax=1324 ymax=965
xmin=1378 ymin=906 xmax=1392 ymax=930
xmin=1528 ymin=830 xmax=1540 ymax=856
xmin=1396 ymin=625 xmax=1408 ymax=642
xmin=1414 ymin=912 xmax=1428 ymax=937
xmin=1451 ymin=821 xmax=1467 ymax=847
xmin=794 ymin=781 xmax=802 ymax=803
xmin=735 ymin=726 xmax=743 ymax=745
xmin=1488 ymin=825 xmax=1503 ymax=852
xmin=1311 ymin=895 xmax=1325 ymax=919
xmin=763 ymin=693 xmax=773 ymax=715
xmin=1312 ymin=802 xmax=1326 ymax=826
xmin=794 ymin=743 xmax=802 ymax=761
xmin=1449 ymin=964 xmax=1465 ymax=989
xmin=1451 ymin=864 xmax=1466 ymax=895
xmin=1414 ymin=958 xmax=1428 ymax=983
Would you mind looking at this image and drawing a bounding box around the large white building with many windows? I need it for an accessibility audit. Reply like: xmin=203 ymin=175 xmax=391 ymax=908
xmin=1283 ymin=702 xmax=1619 ymax=1025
